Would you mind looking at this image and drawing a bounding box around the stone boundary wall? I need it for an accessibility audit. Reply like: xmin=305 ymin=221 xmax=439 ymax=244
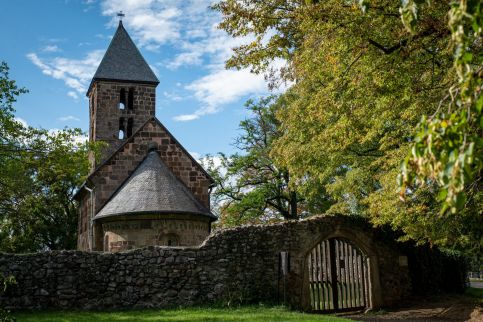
xmin=0 ymin=215 xmax=460 ymax=311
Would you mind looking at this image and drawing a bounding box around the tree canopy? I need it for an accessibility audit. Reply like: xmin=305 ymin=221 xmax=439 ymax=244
xmin=205 ymin=96 xmax=332 ymax=226
xmin=213 ymin=0 xmax=482 ymax=256
xmin=0 ymin=62 xmax=92 ymax=252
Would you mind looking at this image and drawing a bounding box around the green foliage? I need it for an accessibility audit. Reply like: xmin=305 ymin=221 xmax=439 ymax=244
xmin=0 ymin=62 xmax=95 ymax=252
xmin=399 ymin=0 xmax=482 ymax=215
xmin=204 ymin=96 xmax=331 ymax=227
xmin=0 ymin=275 xmax=16 ymax=322
xmin=213 ymin=1 xmax=482 ymax=256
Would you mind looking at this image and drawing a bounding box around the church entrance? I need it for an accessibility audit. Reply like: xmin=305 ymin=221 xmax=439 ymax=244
xmin=307 ymin=238 xmax=370 ymax=312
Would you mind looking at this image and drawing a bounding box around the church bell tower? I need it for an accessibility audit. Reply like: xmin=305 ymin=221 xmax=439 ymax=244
xmin=87 ymin=20 xmax=159 ymax=167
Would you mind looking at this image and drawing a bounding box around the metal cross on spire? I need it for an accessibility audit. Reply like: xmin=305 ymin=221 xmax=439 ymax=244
xmin=117 ymin=11 xmax=125 ymax=22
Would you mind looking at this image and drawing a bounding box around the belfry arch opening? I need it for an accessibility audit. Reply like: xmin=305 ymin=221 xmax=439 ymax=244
xmin=118 ymin=117 xmax=125 ymax=140
xmin=127 ymin=88 xmax=134 ymax=110
xmin=307 ymin=237 xmax=371 ymax=312
xmin=119 ymin=88 xmax=126 ymax=110
xmin=127 ymin=118 xmax=133 ymax=137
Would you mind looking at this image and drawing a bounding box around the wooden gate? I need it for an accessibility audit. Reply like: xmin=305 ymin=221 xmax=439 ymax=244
xmin=307 ymin=238 xmax=370 ymax=312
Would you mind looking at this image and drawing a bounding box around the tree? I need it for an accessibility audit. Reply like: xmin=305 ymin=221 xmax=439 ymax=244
xmin=0 ymin=62 xmax=92 ymax=252
xmin=398 ymin=0 xmax=482 ymax=215
xmin=204 ymin=96 xmax=331 ymax=227
xmin=213 ymin=1 xmax=482 ymax=255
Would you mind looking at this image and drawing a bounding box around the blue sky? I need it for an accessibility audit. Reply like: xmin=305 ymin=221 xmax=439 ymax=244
xmin=1 ymin=0 xmax=281 ymax=158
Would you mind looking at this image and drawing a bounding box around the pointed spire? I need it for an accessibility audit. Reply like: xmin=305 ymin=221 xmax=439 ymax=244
xmin=87 ymin=21 xmax=159 ymax=95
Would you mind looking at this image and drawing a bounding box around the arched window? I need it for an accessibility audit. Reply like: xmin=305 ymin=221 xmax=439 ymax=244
xmin=118 ymin=117 xmax=125 ymax=139
xmin=167 ymin=236 xmax=178 ymax=246
xmin=162 ymin=233 xmax=179 ymax=246
xmin=127 ymin=88 xmax=134 ymax=110
xmin=119 ymin=88 xmax=126 ymax=109
xmin=127 ymin=118 xmax=133 ymax=137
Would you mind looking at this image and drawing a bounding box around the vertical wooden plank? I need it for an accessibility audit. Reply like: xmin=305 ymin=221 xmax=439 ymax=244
xmin=344 ymin=241 xmax=351 ymax=308
xmin=363 ymin=258 xmax=371 ymax=307
xmin=311 ymin=249 xmax=317 ymax=311
xmin=324 ymin=240 xmax=334 ymax=310
xmin=336 ymin=239 xmax=342 ymax=309
xmin=315 ymin=245 xmax=321 ymax=311
xmin=352 ymin=245 xmax=358 ymax=308
xmin=308 ymin=252 xmax=314 ymax=310
xmin=359 ymin=253 xmax=365 ymax=307
xmin=351 ymin=247 xmax=357 ymax=308
xmin=320 ymin=241 xmax=327 ymax=310
xmin=354 ymin=251 xmax=360 ymax=307
xmin=328 ymin=240 xmax=334 ymax=310
xmin=337 ymin=240 xmax=343 ymax=309
xmin=340 ymin=240 xmax=346 ymax=309
xmin=329 ymin=239 xmax=339 ymax=311
xmin=312 ymin=249 xmax=318 ymax=310
xmin=347 ymin=242 xmax=352 ymax=308
xmin=316 ymin=243 xmax=322 ymax=311
xmin=357 ymin=252 xmax=363 ymax=307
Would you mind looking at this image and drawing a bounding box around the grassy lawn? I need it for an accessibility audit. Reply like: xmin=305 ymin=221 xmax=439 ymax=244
xmin=465 ymin=287 xmax=483 ymax=302
xmin=13 ymin=306 xmax=355 ymax=322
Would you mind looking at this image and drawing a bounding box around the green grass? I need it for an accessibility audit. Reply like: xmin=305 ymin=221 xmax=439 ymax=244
xmin=13 ymin=306 xmax=356 ymax=322
xmin=465 ymin=287 xmax=483 ymax=300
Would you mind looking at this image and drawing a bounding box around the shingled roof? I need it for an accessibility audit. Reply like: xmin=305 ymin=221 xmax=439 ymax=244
xmin=94 ymin=149 xmax=216 ymax=221
xmin=87 ymin=21 xmax=159 ymax=95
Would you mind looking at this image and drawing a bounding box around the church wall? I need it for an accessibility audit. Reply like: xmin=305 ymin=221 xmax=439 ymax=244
xmin=0 ymin=215 xmax=463 ymax=311
xmin=101 ymin=217 xmax=211 ymax=252
xmin=90 ymin=119 xmax=211 ymax=217
xmin=77 ymin=193 xmax=92 ymax=251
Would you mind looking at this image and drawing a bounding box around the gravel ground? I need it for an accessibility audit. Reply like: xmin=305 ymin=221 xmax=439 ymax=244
xmin=343 ymin=293 xmax=482 ymax=322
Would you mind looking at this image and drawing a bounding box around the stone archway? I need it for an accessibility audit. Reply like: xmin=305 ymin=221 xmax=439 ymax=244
xmin=307 ymin=237 xmax=371 ymax=312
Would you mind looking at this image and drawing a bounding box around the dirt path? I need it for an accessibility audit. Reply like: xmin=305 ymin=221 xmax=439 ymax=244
xmin=344 ymin=294 xmax=482 ymax=322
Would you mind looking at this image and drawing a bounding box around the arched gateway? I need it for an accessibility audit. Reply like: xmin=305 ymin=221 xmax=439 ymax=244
xmin=307 ymin=238 xmax=371 ymax=312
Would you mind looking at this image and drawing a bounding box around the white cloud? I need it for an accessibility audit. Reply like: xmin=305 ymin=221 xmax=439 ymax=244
xmin=67 ymin=91 xmax=79 ymax=100
xmin=100 ymin=0 xmax=185 ymax=49
xmin=173 ymin=114 xmax=200 ymax=122
xmin=189 ymin=151 xmax=201 ymax=162
xmin=48 ymin=128 xmax=88 ymax=145
xmin=167 ymin=52 xmax=203 ymax=70
xmin=14 ymin=117 xmax=28 ymax=128
xmin=163 ymin=91 xmax=184 ymax=101
xmin=58 ymin=115 xmax=80 ymax=122
xmin=175 ymin=68 xmax=266 ymax=121
xmin=27 ymin=50 xmax=103 ymax=97
xmin=42 ymin=45 xmax=61 ymax=53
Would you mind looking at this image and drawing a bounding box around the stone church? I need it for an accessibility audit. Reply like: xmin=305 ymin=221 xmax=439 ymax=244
xmin=75 ymin=21 xmax=216 ymax=252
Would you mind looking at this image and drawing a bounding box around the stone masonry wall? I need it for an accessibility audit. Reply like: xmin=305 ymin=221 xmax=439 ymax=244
xmin=0 ymin=215 xmax=418 ymax=311
xmin=90 ymin=118 xmax=212 ymax=214
xmin=89 ymin=81 xmax=156 ymax=165
xmin=102 ymin=216 xmax=211 ymax=251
